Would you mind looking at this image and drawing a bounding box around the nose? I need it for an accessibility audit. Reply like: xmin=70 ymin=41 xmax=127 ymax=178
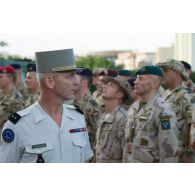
xmin=73 ymin=74 xmax=79 ymax=86
xmin=134 ymin=78 xmax=138 ymax=85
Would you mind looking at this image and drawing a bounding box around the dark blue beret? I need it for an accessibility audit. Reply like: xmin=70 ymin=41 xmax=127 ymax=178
xmin=128 ymin=78 xmax=136 ymax=87
xmin=27 ymin=63 xmax=36 ymax=72
xmin=76 ymin=67 xmax=92 ymax=77
xmin=136 ymin=66 xmax=163 ymax=77
xmin=180 ymin=61 xmax=191 ymax=70
xmin=10 ymin=63 xmax=21 ymax=70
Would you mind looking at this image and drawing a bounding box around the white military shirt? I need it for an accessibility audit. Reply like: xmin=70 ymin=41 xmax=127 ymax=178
xmin=0 ymin=102 xmax=93 ymax=163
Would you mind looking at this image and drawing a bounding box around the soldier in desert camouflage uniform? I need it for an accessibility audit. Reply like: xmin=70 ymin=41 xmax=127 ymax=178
xmin=0 ymin=66 xmax=25 ymax=134
xmin=157 ymin=59 xmax=194 ymax=162
xmin=93 ymin=69 xmax=118 ymax=105
xmin=25 ymin=63 xmax=40 ymax=107
xmin=10 ymin=63 xmax=29 ymax=101
xmin=95 ymin=76 xmax=131 ymax=163
xmin=123 ymin=66 xmax=178 ymax=163
xmin=74 ymin=68 xmax=101 ymax=151
xmin=180 ymin=61 xmax=195 ymax=93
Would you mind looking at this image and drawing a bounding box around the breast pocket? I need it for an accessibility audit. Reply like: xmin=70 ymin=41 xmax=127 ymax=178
xmin=100 ymin=124 xmax=112 ymax=149
xmin=133 ymin=131 xmax=156 ymax=162
xmin=21 ymin=143 xmax=53 ymax=163
xmin=72 ymin=136 xmax=87 ymax=162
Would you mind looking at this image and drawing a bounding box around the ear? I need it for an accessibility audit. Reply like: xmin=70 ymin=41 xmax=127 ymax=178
xmin=44 ymin=75 xmax=55 ymax=89
xmin=81 ymin=79 xmax=87 ymax=87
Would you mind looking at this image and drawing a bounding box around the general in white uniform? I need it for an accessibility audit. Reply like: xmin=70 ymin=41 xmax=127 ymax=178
xmin=0 ymin=102 xmax=94 ymax=163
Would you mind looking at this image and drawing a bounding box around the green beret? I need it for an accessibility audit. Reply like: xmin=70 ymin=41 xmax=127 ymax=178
xmin=136 ymin=66 xmax=163 ymax=77
xmin=119 ymin=69 xmax=132 ymax=77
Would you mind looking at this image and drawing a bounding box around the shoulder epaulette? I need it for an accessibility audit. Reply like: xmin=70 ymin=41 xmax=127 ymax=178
xmin=74 ymin=105 xmax=84 ymax=115
xmin=8 ymin=113 xmax=21 ymax=124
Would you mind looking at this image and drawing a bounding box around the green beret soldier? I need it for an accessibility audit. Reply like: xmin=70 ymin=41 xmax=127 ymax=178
xmin=123 ymin=66 xmax=178 ymax=163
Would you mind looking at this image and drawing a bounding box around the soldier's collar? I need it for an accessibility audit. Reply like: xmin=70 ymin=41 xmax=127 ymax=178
xmin=33 ymin=102 xmax=48 ymax=123
xmin=103 ymin=105 xmax=121 ymax=123
xmin=135 ymin=93 xmax=160 ymax=111
xmin=63 ymin=104 xmax=79 ymax=120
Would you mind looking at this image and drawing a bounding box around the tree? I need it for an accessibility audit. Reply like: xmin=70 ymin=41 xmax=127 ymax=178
xmin=0 ymin=41 xmax=8 ymax=47
xmin=76 ymin=55 xmax=124 ymax=71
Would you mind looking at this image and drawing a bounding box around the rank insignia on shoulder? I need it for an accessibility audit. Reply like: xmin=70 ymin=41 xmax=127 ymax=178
xmin=2 ymin=129 xmax=15 ymax=143
xmin=69 ymin=127 xmax=87 ymax=133
xmin=160 ymin=117 xmax=170 ymax=130
xmin=74 ymin=105 xmax=84 ymax=115
xmin=8 ymin=113 xmax=21 ymax=124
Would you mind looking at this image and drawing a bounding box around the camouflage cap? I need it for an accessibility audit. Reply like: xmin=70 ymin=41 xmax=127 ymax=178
xmin=180 ymin=60 xmax=192 ymax=70
xmin=103 ymin=75 xmax=131 ymax=98
xmin=35 ymin=48 xmax=77 ymax=73
xmin=157 ymin=59 xmax=188 ymax=80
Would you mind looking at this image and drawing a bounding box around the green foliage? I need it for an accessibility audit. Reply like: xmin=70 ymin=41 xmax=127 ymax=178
xmin=190 ymin=72 xmax=195 ymax=82
xmin=76 ymin=55 xmax=124 ymax=71
xmin=0 ymin=41 xmax=8 ymax=47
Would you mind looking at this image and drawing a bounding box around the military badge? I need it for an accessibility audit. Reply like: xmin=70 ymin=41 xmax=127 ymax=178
xmin=8 ymin=113 xmax=21 ymax=124
xmin=139 ymin=115 xmax=148 ymax=121
xmin=2 ymin=129 xmax=15 ymax=143
xmin=69 ymin=127 xmax=87 ymax=133
xmin=160 ymin=116 xmax=170 ymax=130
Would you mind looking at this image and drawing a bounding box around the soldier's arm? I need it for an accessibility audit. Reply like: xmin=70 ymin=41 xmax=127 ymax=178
xmin=0 ymin=122 xmax=21 ymax=163
xmin=11 ymin=99 xmax=25 ymax=113
xmin=190 ymin=110 xmax=195 ymax=150
xmin=158 ymin=111 xmax=179 ymax=163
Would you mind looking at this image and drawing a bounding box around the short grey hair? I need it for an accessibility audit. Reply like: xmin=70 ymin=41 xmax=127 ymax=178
xmin=151 ymin=75 xmax=162 ymax=87
xmin=36 ymin=73 xmax=55 ymax=88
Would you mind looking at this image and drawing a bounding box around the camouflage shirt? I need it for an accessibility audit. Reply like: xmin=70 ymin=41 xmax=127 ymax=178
xmin=123 ymin=93 xmax=178 ymax=163
xmin=162 ymin=84 xmax=193 ymax=154
xmin=25 ymin=92 xmax=40 ymax=107
xmin=0 ymin=89 xmax=25 ymax=133
xmin=17 ymin=80 xmax=29 ymax=101
xmin=96 ymin=105 xmax=128 ymax=163
xmin=93 ymin=89 xmax=105 ymax=112
xmin=75 ymin=91 xmax=101 ymax=150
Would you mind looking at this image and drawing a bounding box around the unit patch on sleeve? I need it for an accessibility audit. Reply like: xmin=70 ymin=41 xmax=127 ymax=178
xmin=160 ymin=116 xmax=170 ymax=130
xmin=2 ymin=129 xmax=15 ymax=143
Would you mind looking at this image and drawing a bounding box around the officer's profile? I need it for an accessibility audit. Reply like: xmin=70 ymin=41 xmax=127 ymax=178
xmin=0 ymin=48 xmax=94 ymax=163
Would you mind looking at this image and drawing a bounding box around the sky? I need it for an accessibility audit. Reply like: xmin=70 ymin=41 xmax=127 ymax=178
xmin=0 ymin=33 xmax=174 ymax=59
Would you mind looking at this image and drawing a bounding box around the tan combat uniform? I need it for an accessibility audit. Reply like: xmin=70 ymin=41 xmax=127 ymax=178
xmin=25 ymin=92 xmax=40 ymax=107
xmin=17 ymin=80 xmax=29 ymax=100
xmin=75 ymin=91 xmax=101 ymax=150
xmin=96 ymin=105 xmax=127 ymax=163
xmin=0 ymin=89 xmax=25 ymax=133
xmin=162 ymin=84 xmax=193 ymax=161
xmin=123 ymin=93 xmax=178 ymax=163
